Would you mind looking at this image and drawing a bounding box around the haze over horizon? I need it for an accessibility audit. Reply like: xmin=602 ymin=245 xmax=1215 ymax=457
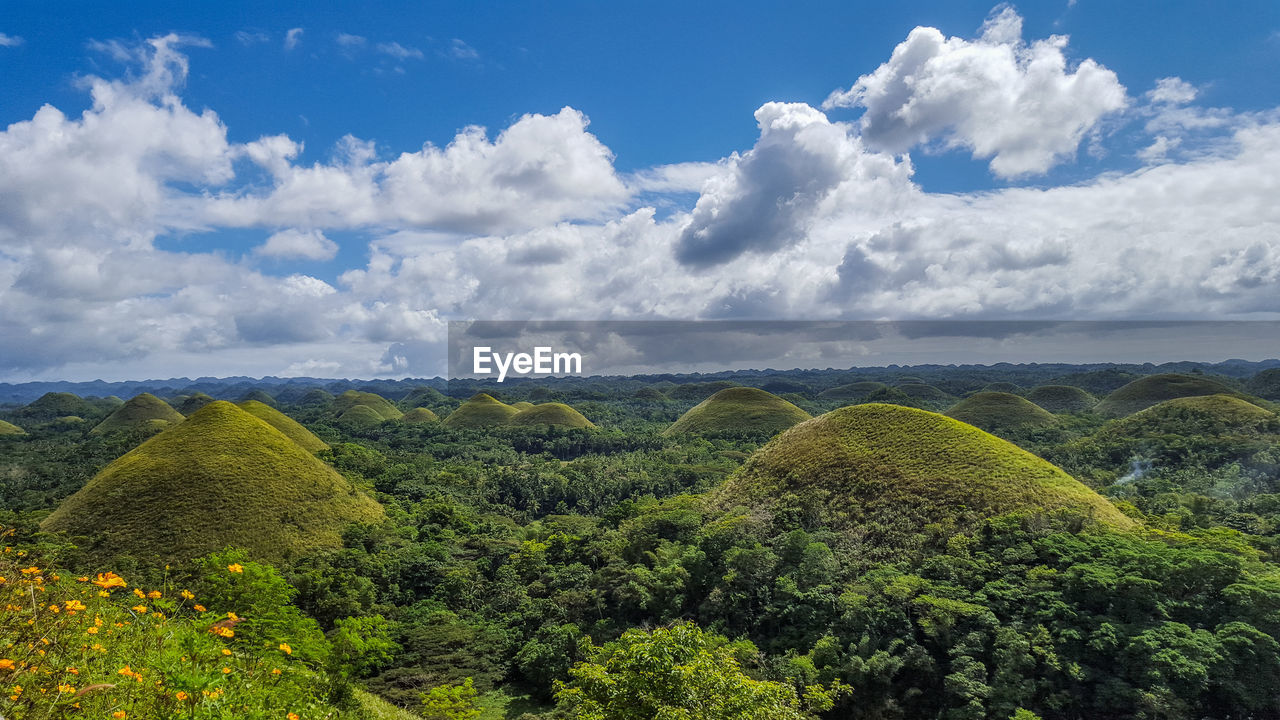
xmin=3 ymin=2 xmax=1279 ymax=382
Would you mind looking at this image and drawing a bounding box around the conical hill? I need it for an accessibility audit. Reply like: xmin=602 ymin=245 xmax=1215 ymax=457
xmin=663 ymin=387 xmax=810 ymax=438
xmin=90 ymin=393 xmax=185 ymax=435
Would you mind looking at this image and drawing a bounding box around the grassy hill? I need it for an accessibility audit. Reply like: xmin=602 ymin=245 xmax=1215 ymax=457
xmin=1095 ymin=373 xmax=1242 ymax=417
xmin=174 ymin=392 xmax=215 ymax=415
xmin=42 ymin=401 xmax=383 ymax=564
xmin=669 ymin=380 xmax=740 ymax=402
xmin=1109 ymin=394 xmax=1278 ymax=436
xmin=399 ymin=385 xmax=449 ymax=409
xmin=980 ymin=382 xmax=1023 ymax=394
xmin=333 ymin=390 xmax=404 ymax=421
xmin=1024 ymin=385 xmax=1097 ymax=414
xmin=510 ymin=401 xmax=536 ymax=411
xmin=89 ymin=393 xmax=185 ymax=435
xmin=895 ymin=383 xmax=955 ymax=409
xmin=402 ymin=407 xmax=441 ymax=423
xmin=238 ymin=389 xmax=277 ymax=407
xmin=946 ymin=392 xmax=1058 ymax=434
xmin=300 ymin=388 xmax=336 ymax=406
xmin=237 ymin=399 xmax=329 ymax=452
xmin=634 ymin=387 xmax=669 ymax=401
xmin=443 ymin=393 xmax=521 ymax=429
xmin=509 ymin=402 xmax=595 ymax=428
xmin=818 ymin=381 xmax=888 ymax=401
xmin=713 ymin=404 xmax=1132 ymax=547
xmin=1246 ymin=368 xmax=1280 ymax=400
xmin=16 ymin=392 xmax=113 ymax=422
xmin=339 ymin=404 xmax=391 ymax=427
xmin=0 ymin=418 xmax=26 ymax=435
xmin=663 ymin=387 xmax=810 ymax=438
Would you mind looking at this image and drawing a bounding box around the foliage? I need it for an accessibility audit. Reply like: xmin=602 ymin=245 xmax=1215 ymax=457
xmin=946 ymin=392 xmax=1059 ymax=435
xmin=663 ymin=388 xmax=810 ymax=438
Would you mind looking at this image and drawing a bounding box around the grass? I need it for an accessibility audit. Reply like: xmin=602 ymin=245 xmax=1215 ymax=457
xmin=713 ymin=403 xmax=1133 ymax=545
xmin=946 ymin=392 xmax=1058 ymax=433
xmin=300 ymin=388 xmax=335 ymax=406
xmin=402 ymin=407 xmax=441 ymax=423
xmin=90 ymin=393 xmax=185 ymax=435
xmin=818 ymin=381 xmax=888 ymax=400
xmin=398 ymin=386 xmax=449 ymax=410
xmin=0 ymin=418 xmax=26 ymax=435
xmin=238 ymin=389 xmax=277 ymax=407
xmin=663 ymin=387 xmax=811 ymax=438
xmin=442 ymin=393 xmax=521 ymax=429
xmin=42 ymin=401 xmax=384 ymax=565
xmin=510 ymin=401 xmax=536 ymax=410
xmin=509 ymin=402 xmax=595 ymax=428
xmin=894 ymin=383 xmax=955 ymax=408
xmin=1024 ymin=385 xmax=1097 ymax=414
xmin=340 ymin=404 xmax=392 ymax=427
xmin=237 ymin=399 xmax=330 ymax=452
xmin=1095 ymin=373 xmax=1245 ymax=417
xmin=333 ymin=390 xmax=404 ymax=421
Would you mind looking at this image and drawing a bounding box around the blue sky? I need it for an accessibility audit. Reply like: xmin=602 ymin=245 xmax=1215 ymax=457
xmin=1 ymin=2 xmax=1279 ymax=380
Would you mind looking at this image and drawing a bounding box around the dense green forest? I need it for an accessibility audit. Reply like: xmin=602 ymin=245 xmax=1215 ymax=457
xmin=4 ymin=363 xmax=1280 ymax=719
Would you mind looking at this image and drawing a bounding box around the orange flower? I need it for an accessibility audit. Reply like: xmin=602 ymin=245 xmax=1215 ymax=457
xmin=146 ymin=590 xmax=161 ymax=599
xmin=227 ymin=563 xmax=244 ymax=574
xmin=221 ymin=667 xmax=232 ymax=674
xmin=221 ymin=648 xmax=231 ymax=656
xmin=131 ymin=605 xmax=148 ymax=614
xmin=272 ymin=668 xmax=282 ymax=676
xmin=91 ymin=572 xmax=126 ymax=590
xmin=113 ymin=712 xmax=126 ymax=719
xmin=0 ymin=659 xmax=14 ymax=671
xmin=193 ymin=604 xmax=206 ymax=612
xmin=20 ymin=566 xmax=39 ymax=575
xmin=211 ymin=626 xmax=234 ymax=638
xmin=288 ymin=713 xmax=299 ymax=720
xmin=278 ymin=643 xmax=292 ymax=655
xmin=176 ymin=691 xmax=189 ymax=701
xmin=64 ymin=599 xmax=86 ymax=612
xmin=180 ymin=589 xmax=195 ymax=600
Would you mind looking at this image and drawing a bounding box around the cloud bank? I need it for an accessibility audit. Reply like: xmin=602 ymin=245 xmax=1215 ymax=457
xmin=1 ymin=11 xmax=1278 ymax=380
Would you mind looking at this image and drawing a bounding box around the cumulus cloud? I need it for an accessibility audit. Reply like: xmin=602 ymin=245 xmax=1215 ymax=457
xmin=284 ymin=28 xmax=303 ymax=50
xmin=0 ymin=33 xmax=22 ymax=47
xmin=675 ymin=102 xmax=912 ymax=267
xmin=254 ymin=229 xmax=339 ymax=260
xmin=824 ymin=5 xmax=1127 ymax=177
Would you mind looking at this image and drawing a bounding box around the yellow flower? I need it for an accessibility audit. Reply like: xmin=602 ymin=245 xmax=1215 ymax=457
xmin=227 ymin=563 xmax=244 ymax=574
xmin=272 ymin=668 xmax=282 ymax=676
xmin=132 ymin=588 xmax=146 ymax=599
xmin=147 ymin=590 xmax=161 ymax=599
xmin=278 ymin=643 xmax=292 ymax=655
xmin=227 ymin=612 xmax=239 ymax=621
xmin=57 ymin=683 xmax=75 ymax=693
xmin=221 ymin=648 xmax=231 ymax=656
xmin=176 ymin=691 xmax=189 ymax=701
xmin=91 ymin=572 xmax=126 ymax=590
xmin=0 ymin=659 xmax=14 ymax=671
xmin=20 ymin=566 xmax=39 ymax=575
xmin=288 ymin=713 xmax=300 ymax=720
xmin=212 ymin=626 xmax=234 ymax=638
xmin=181 ymin=589 xmax=195 ymax=600
xmin=221 ymin=667 xmax=232 ymax=674
xmin=87 ymin=626 xmax=99 ymax=635
xmin=131 ymin=605 xmax=148 ymax=614
xmin=113 ymin=712 xmax=127 ymax=719
xmin=64 ymin=599 xmax=86 ymax=612
xmin=193 ymin=604 xmax=206 ymax=612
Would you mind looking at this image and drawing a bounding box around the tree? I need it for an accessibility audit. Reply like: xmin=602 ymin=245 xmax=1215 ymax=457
xmin=421 ymin=677 xmax=480 ymax=720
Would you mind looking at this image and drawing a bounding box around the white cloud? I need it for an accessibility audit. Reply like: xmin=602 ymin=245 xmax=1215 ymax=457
xmin=1147 ymin=76 xmax=1197 ymax=105
xmin=235 ymin=30 xmax=270 ymax=46
xmin=254 ymin=229 xmax=339 ymax=260
xmin=284 ymin=28 xmax=303 ymax=50
xmin=447 ymin=39 xmax=478 ymax=60
xmin=824 ymin=6 xmax=1127 ymax=177
xmin=376 ymin=41 xmax=423 ymax=60
xmin=0 ymin=33 xmax=22 ymax=47
xmin=336 ymin=33 xmax=366 ymax=48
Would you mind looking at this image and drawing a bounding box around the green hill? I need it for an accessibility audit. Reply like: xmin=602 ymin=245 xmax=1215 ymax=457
xmin=399 ymin=386 xmax=449 ymax=409
xmin=42 ymin=401 xmax=383 ymax=564
xmin=713 ymin=404 xmax=1132 ymax=546
xmin=663 ymin=387 xmax=810 ymax=438
xmin=443 ymin=393 xmax=520 ymax=429
xmin=238 ymin=389 xmax=277 ymax=407
xmin=174 ymin=392 xmax=215 ymax=416
xmin=510 ymin=401 xmax=536 ymax=411
xmin=946 ymin=392 xmax=1058 ymax=434
xmin=402 ymin=407 xmax=440 ymax=423
xmin=89 ymin=393 xmax=185 ymax=435
xmin=332 ymin=390 xmax=403 ymax=421
xmin=18 ymin=392 xmax=96 ymax=422
xmin=633 ymin=387 xmax=669 ymax=401
xmin=981 ymin=382 xmax=1023 ymax=394
xmin=818 ymin=381 xmax=888 ymax=401
xmin=1246 ymin=368 xmax=1280 ymax=400
xmin=338 ymin=405 xmax=390 ymax=427
xmin=299 ymin=388 xmax=335 ymax=407
xmin=509 ymin=403 xmax=595 ymax=428
xmin=1095 ymin=374 xmax=1241 ymax=417
xmin=895 ymin=383 xmax=955 ymax=409
xmin=0 ymin=419 xmax=26 ymax=435
xmin=1110 ymin=394 xmax=1278 ymax=436
xmin=236 ymin=400 xmax=329 ymax=452
xmin=669 ymin=381 xmax=740 ymax=402
xmin=1024 ymin=385 xmax=1097 ymax=414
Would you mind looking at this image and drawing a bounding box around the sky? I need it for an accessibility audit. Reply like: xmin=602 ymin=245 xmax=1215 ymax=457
xmin=1 ymin=1 xmax=1279 ymax=381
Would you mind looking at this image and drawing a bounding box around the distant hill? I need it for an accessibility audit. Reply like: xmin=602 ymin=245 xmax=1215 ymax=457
xmin=1024 ymin=385 xmax=1097 ymax=414
xmin=980 ymin=382 xmax=1023 ymax=394
xmin=42 ymin=401 xmax=383 ymax=564
xmin=1109 ymin=394 xmax=1278 ymax=436
xmin=401 ymin=407 xmax=440 ymax=423
xmin=236 ymin=400 xmax=329 ymax=452
xmin=173 ymin=392 xmax=215 ymax=415
xmin=332 ymin=390 xmax=403 ymax=421
xmin=669 ymin=381 xmax=740 ymax=402
xmin=0 ymin=419 xmax=26 ymax=435
xmin=894 ymin=383 xmax=955 ymax=409
xmin=1246 ymin=368 xmax=1280 ymax=400
xmin=299 ymin=389 xmax=335 ymax=407
xmin=237 ymin=389 xmax=277 ymax=407
xmin=338 ymin=404 xmax=391 ymax=427
xmin=443 ymin=393 xmax=520 ymax=428
xmin=663 ymin=387 xmax=810 ymax=438
xmin=509 ymin=403 xmax=595 ymax=428
xmin=1095 ymin=374 xmax=1245 ymax=417
xmin=946 ymin=392 xmax=1058 ymax=434
xmin=713 ymin=404 xmax=1133 ymax=549
xmin=818 ymin=381 xmax=888 ymax=401
xmin=399 ymin=386 xmax=449 ymax=409
xmin=90 ymin=393 xmax=185 ymax=435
